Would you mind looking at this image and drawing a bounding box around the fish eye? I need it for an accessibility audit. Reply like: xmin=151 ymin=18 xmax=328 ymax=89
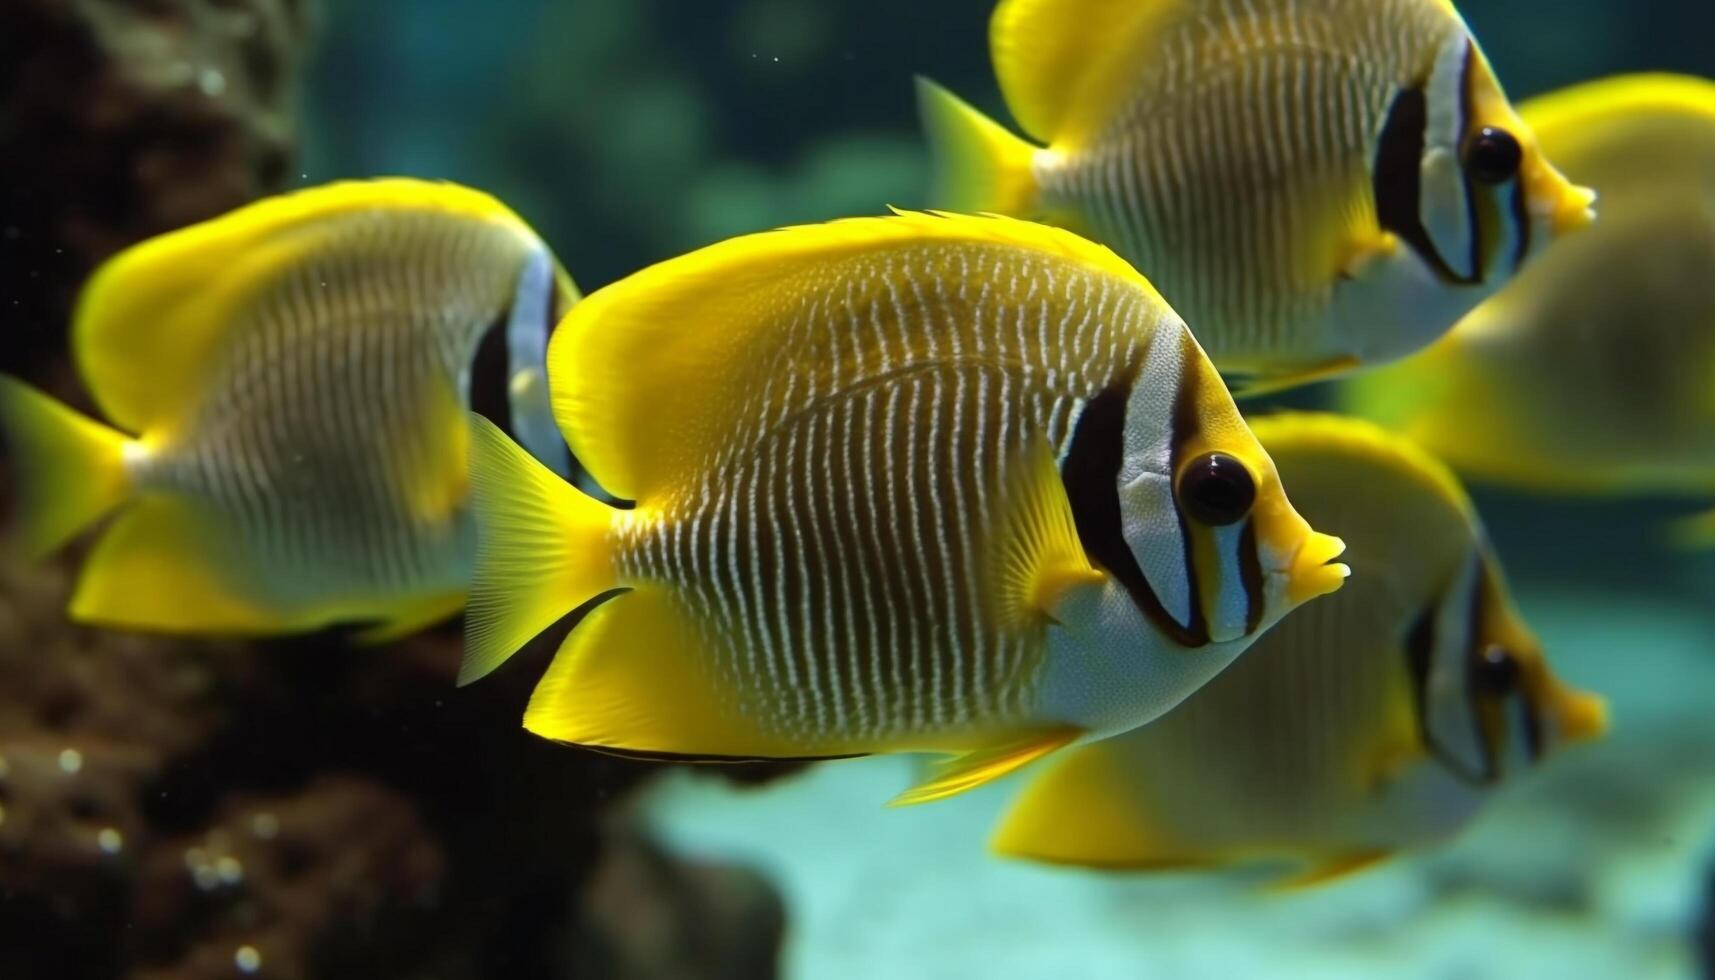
xmin=1471 ymin=644 xmax=1520 ymax=696
xmin=1463 ymin=127 xmax=1522 ymax=185
xmin=1176 ymin=452 xmax=1256 ymax=527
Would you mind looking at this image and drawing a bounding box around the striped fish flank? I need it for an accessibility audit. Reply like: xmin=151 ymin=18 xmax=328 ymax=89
xmin=460 ymin=211 xmax=1351 ymax=804
xmin=919 ymin=0 xmax=1595 ymax=392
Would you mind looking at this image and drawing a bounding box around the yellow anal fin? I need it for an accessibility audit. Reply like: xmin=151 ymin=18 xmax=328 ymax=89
xmin=350 ymin=590 xmax=466 ymax=646
xmin=524 ymin=584 xmax=827 ymax=760
xmin=992 ymin=438 xmax=1105 ymax=630
xmin=1268 ymin=851 xmax=1393 ymax=892
xmin=69 ymin=497 xmax=292 ymax=635
xmin=989 ymin=736 xmax=1191 ymax=866
xmin=890 ymin=727 xmax=1081 ymax=808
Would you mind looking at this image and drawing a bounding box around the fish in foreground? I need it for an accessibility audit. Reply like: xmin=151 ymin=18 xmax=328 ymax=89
xmin=1341 ymin=74 xmax=1715 ymax=539
xmin=992 ymin=413 xmax=1606 ymax=883
xmin=0 ymin=178 xmax=578 ymax=639
xmin=461 ymin=211 xmax=1349 ymax=805
xmin=918 ymin=0 xmax=1595 ymax=392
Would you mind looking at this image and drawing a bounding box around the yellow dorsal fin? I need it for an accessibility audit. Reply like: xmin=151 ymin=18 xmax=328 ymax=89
xmin=992 ymin=438 xmax=1104 ymax=630
xmin=1522 ymin=73 xmax=1715 ymax=145
xmin=550 ymin=210 xmax=1149 ymax=502
xmin=990 ymin=0 xmax=1188 ymax=145
xmin=889 ymin=727 xmax=1081 ymax=807
xmin=73 ymin=178 xmax=538 ymax=435
xmin=1246 ymin=412 xmax=1477 ymax=521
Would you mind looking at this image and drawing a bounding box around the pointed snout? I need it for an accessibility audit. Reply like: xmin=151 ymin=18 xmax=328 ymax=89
xmin=1287 ymin=531 xmax=1350 ymax=606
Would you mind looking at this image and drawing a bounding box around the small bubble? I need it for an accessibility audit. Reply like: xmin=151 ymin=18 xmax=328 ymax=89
xmin=216 ymin=855 xmax=244 ymax=885
xmin=98 ymin=828 xmax=123 ymax=854
xmin=197 ymin=67 xmax=227 ymax=97
xmin=193 ymin=865 xmax=221 ymax=891
xmin=251 ymin=813 xmax=279 ymax=840
xmin=235 ymin=945 xmax=262 ymax=973
xmin=58 ymin=748 xmax=83 ymax=774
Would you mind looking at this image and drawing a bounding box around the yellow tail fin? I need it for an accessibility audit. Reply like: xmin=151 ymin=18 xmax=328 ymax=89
xmin=916 ymin=76 xmax=1042 ymax=216
xmin=460 ymin=413 xmax=616 ymax=686
xmin=0 ymin=376 xmax=133 ymax=559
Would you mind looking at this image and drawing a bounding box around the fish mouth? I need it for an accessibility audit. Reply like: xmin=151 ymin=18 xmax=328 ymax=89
xmin=1286 ymin=532 xmax=1350 ymax=606
xmin=1543 ymin=183 xmax=1598 ymax=236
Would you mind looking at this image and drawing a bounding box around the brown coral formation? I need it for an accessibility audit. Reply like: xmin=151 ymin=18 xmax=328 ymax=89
xmin=0 ymin=0 xmax=306 ymax=378
xmin=0 ymin=3 xmax=786 ymax=977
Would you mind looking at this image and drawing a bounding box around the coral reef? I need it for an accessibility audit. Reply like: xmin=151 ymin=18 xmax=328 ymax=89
xmin=0 ymin=0 xmax=306 ymax=378
xmin=0 ymin=3 xmax=786 ymax=977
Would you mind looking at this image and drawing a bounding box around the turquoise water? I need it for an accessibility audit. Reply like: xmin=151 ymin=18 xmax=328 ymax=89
xmin=295 ymin=1 xmax=1713 ymax=975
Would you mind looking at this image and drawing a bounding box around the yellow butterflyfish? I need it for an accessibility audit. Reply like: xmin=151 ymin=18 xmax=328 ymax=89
xmin=460 ymin=211 xmax=1349 ymax=805
xmin=919 ymin=0 xmax=1594 ymax=392
xmin=0 ymin=178 xmax=578 ymax=640
xmin=993 ymin=413 xmax=1606 ymax=882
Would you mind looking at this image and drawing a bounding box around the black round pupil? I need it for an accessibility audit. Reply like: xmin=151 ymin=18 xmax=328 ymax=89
xmin=1472 ymin=644 xmax=1520 ymax=696
xmin=1178 ymin=452 xmax=1256 ymax=527
xmin=1464 ymin=127 xmax=1522 ymax=185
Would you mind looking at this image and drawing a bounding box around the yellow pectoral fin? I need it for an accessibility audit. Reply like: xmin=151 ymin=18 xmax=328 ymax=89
xmin=70 ymin=497 xmax=294 ymax=635
xmin=889 ymin=727 xmax=1081 ymax=808
xmin=993 ymin=438 xmax=1104 ymax=630
xmin=1268 ymin=851 xmax=1393 ymax=892
xmin=349 ymin=590 xmax=466 ymax=646
xmin=524 ymin=584 xmax=840 ymax=761
xmin=1338 ymin=228 xmax=1399 ymax=281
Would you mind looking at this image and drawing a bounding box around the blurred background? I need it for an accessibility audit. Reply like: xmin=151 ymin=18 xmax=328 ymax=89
xmin=3 ymin=0 xmax=1715 ymax=977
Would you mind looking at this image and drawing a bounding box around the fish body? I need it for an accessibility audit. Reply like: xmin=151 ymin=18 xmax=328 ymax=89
xmin=919 ymin=0 xmax=1593 ymax=390
xmin=992 ymin=413 xmax=1607 ymax=878
xmin=1341 ymin=75 xmax=1715 ymax=501
xmin=462 ymin=212 xmax=1348 ymax=803
xmin=0 ymin=179 xmax=579 ymax=638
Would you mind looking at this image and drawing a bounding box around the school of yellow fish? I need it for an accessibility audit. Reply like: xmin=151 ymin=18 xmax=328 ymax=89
xmin=17 ymin=0 xmax=1715 ymax=886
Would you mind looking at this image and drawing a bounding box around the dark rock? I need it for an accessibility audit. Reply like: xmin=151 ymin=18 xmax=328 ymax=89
xmin=0 ymin=4 xmax=788 ymax=977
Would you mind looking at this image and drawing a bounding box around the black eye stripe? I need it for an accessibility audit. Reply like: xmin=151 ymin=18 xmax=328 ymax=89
xmin=1239 ymin=518 xmax=1264 ymax=635
xmin=1060 ymin=366 xmax=1208 ymax=648
xmin=1402 ymin=579 xmax=1499 ymax=788
xmin=1372 ymin=86 xmax=1475 ymax=286
xmin=1168 ymin=332 xmax=1210 ymax=640
xmin=1457 ymin=40 xmax=1484 ymax=281
xmin=1509 ymin=179 xmax=1533 ymax=273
